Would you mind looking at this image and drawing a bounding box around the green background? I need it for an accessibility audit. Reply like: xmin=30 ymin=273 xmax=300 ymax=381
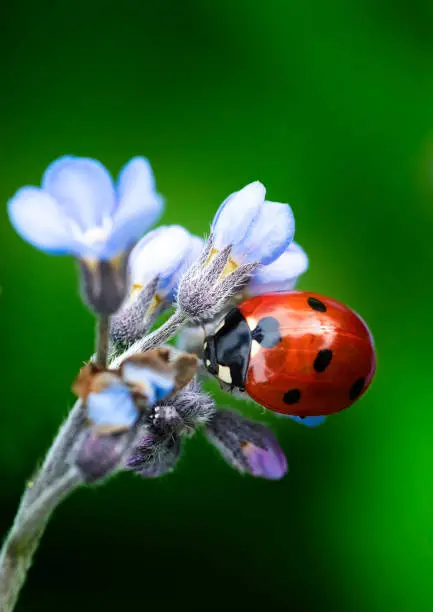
xmin=1 ymin=1 xmax=432 ymax=610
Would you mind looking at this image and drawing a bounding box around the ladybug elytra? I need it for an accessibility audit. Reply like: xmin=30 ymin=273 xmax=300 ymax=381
xmin=203 ymin=291 xmax=376 ymax=417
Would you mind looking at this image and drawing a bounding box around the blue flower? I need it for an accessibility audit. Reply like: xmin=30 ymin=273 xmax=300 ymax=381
xmin=211 ymin=181 xmax=295 ymax=266
xmin=86 ymin=373 xmax=140 ymax=432
xmin=78 ymin=351 xmax=181 ymax=433
xmin=247 ymin=241 xmax=309 ymax=296
xmin=128 ymin=225 xmax=203 ymax=307
xmin=8 ymin=155 xmax=163 ymax=259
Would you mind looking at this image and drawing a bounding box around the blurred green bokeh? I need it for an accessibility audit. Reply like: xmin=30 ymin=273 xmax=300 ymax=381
xmin=1 ymin=1 xmax=433 ymax=610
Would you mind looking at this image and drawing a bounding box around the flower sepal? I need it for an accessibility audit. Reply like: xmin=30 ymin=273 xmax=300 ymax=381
xmin=78 ymin=253 xmax=130 ymax=316
xmin=177 ymin=237 xmax=258 ymax=323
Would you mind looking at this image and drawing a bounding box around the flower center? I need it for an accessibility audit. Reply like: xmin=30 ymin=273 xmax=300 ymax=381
xmin=69 ymin=216 xmax=113 ymax=246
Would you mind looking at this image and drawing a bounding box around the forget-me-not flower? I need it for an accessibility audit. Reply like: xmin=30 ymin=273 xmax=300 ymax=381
xmin=211 ymin=181 xmax=295 ymax=268
xmin=111 ymin=226 xmax=203 ymax=348
xmin=177 ymin=181 xmax=295 ymax=322
xmin=211 ymin=181 xmax=295 ymax=265
xmin=129 ymin=225 xmax=202 ymax=307
xmin=8 ymin=155 xmax=163 ymax=314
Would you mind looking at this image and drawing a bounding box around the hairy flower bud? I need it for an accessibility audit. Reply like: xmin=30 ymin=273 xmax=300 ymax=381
xmin=125 ymin=379 xmax=214 ymax=478
xmin=176 ymin=239 xmax=257 ymax=323
xmin=205 ymin=409 xmax=287 ymax=479
xmin=75 ymin=426 xmax=140 ymax=482
xmin=110 ymin=277 xmax=159 ymax=352
xmin=126 ymin=432 xmax=182 ymax=478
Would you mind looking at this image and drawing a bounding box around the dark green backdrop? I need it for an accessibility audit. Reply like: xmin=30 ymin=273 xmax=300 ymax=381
xmin=1 ymin=1 xmax=432 ymax=610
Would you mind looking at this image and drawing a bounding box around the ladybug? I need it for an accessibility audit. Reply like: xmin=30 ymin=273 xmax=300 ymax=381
xmin=203 ymin=292 xmax=376 ymax=417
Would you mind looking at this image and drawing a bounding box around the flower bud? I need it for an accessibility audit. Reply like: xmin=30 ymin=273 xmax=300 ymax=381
xmin=75 ymin=427 xmax=138 ymax=482
xmin=205 ymin=409 xmax=287 ymax=479
xmin=126 ymin=431 xmax=182 ymax=478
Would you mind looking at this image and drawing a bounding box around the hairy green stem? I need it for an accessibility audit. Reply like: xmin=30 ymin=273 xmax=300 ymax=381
xmin=0 ymin=469 xmax=82 ymax=612
xmin=95 ymin=315 xmax=110 ymax=369
xmin=0 ymin=309 xmax=187 ymax=611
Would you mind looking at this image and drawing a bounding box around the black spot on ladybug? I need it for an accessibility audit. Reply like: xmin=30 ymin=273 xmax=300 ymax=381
xmin=313 ymin=349 xmax=333 ymax=372
xmin=283 ymin=388 xmax=301 ymax=405
xmin=307 ymin=297 xmax=327 ymax=312
xmin=349 ymin=377 xmax=365 ymax=401
xmin=252 ymin=316 xmax=281 ymax=348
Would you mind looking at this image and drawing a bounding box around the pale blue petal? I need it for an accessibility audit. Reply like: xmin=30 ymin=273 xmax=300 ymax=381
xmin=248 ymin=241 xmax=308 ymax=295
xmin=108 ymin=157 xmax=164 ymax=254
xmin=186 ymin=235 xmax=205 ymax=266
xmin=163 ymin=234 xmax=205 ymax=301
xmin=140 ymin=368 xmax=175 ymax=402
xmin=122 ymin=361 xmax=175 ymax=404
xmin=288 ymin=415 xmax=327 ymax=427
xmin=87 ymin=384 xmax=138 ymax=428
xmin=42 ymin=156 xmax=116 ymax=230
xmin=233 ymin=200 xmax=295 ymax=265
xmin=8 ymin=186 xmax=80 ymax=255
xmin=129 ymin=225 xmax=192 ymax=293
xmin=211 ymin=181 xmax=265 ymax=249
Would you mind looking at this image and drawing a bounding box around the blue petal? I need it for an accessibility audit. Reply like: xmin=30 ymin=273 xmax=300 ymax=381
xmin=42 ymin=156 xmax=116 ymax=230
xmin=233 ymin=200 xmax=295 ymax=265
xmin=185 ymin=235 xmax=205 ymax=266
xmin=211 ymin=181 xmax=265 ymax=250
xmin=8 ymin=186 xmax=81 ymax=254
xmin=121 ymin=361 xmax=175 ymax=404
xmin=142 ymin=368 xmax=175 ymax=402
xmin=108 ymin=157 xmax=164 ymax=254
xmin=129 ymin=225 xmax=192 ymax=294
xmin=87 ymin=384 xmax=138 ymax=428
xmin=248 ymin=241 xmax=308 ymax=295
xmin=288 ymin=415 xmax=327 ymax=427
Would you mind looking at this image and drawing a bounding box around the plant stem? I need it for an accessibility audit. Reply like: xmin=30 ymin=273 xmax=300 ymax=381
xmin=24 ymin=402 xmax=86 ymax=507
xmin=95 ymin=315 xmax=110 ymax=369
xmin=0 ymin=468 xmax=82 ymax=612
xmin=0 ymin=310 xmax=186 ymax=610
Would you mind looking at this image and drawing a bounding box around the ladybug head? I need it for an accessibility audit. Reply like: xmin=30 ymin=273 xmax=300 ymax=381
xmin=203 ymin=308 xmax=252 ymax=390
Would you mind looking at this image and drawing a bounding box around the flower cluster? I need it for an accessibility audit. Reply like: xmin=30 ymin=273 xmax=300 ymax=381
xmin=8 ymin=155 xmax=314 ymax=483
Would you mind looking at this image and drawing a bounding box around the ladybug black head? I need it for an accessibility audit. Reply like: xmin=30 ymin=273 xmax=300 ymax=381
xmin=203 ymin=308 xmax=252 ymax=390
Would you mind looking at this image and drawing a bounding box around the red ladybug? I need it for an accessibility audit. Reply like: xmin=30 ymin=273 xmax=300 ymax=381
xmin=203 ymin=292 xmax=376 ymax=417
